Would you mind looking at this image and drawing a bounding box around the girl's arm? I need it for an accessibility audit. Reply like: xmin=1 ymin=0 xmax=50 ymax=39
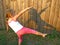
xmin=13 ymin=7 xmax=32 ymax=20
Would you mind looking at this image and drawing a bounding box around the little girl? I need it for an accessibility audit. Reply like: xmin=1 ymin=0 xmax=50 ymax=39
xmin=6 ymin=7 xmax=47 ymax=45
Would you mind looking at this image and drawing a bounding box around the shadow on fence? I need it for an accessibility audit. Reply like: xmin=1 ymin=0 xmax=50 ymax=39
xmin=25 ymin=7 xmax=56 ymax=34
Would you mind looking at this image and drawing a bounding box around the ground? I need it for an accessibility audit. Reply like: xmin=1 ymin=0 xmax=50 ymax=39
xmin=0 ymin=29 xmax=60 ymax=45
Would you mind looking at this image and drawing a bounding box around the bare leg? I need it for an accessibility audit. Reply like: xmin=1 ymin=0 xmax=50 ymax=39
xmin=17 ymin=27 xmax=47 ymax=45
xmin=34 ymin=31 xmax=47 ymax=37
xmin=22 ymin=27 xmax=47 ymax=37
xmin=18 ymin=36 xmax=22 ymax=45
xmin=18 ymin=41 xmax=21 ymax=45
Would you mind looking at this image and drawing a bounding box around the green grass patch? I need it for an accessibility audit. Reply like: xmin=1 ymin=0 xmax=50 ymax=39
xmin=0 ymin=29 xmax=60 ymax=45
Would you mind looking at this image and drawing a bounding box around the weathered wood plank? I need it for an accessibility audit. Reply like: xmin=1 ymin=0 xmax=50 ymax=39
xmin=49 ymin=0 xmax=56 ymax=25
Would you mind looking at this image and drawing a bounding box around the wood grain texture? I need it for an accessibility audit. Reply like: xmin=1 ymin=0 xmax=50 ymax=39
xmin=0 ymin=0 xmax=60 ymax=31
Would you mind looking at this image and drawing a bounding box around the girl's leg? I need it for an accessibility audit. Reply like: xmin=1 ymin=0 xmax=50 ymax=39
xmin=33 ymin=31 xmax=47 ymax=37
xmin=18 ymin=39 xmax=21 ymax=45
xmin=22 ymin=27 xmax=47 ymax=37
xmin=18 ymin=35 xmax=22 ymax=45
xmin=16 ymin=27 xmax=47 ymax=45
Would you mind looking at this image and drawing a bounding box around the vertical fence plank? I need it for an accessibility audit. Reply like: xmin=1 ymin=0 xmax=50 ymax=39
xmin=10 ymin=0 xmax=14 ymax=10
xmin=32 ymin=0 xmax=38 ymax=29
xmin=16 ymin=0 xmax=25 ymax=25
xmin=56 ymin=0 xmax=60 ymax=31
xmin=44 ymin=0 xmax=51 ymax=23
xmin=53 ymin=0 xmax=59 ymax=27
xmin=16 ymin=0 xmax=20 ymax=11
xmin=49 ymin=0 xmax=56 ymax=25
xmin=37 ymin=0 xmax=42 ymax=12
xmin=2 ymin=0 xmax=7 ymax=29
xmin=41 ymin=0 xmax=47 ymax=20
xmin=40 ymin=0 xmax=48 ymax=30
xmin=0 ymin=0 xmax=4 ymax=29
xmin=41 ymin=0 xmax=52 ymax=30
xmin=20 ymin=0 xmax=25 ymax=25
xmin=23 ymin=0 xmax=29 ymax=27
xmin=27 ymin=0 xmax=34 ymax=28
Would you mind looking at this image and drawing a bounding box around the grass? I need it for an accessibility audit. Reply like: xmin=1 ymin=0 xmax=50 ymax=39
xmin=0 ymin=29 xmax=60 ymax=45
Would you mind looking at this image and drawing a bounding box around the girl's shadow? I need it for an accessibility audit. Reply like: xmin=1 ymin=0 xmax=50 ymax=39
xmin=25 ymin=7 xmax=56 ymax=34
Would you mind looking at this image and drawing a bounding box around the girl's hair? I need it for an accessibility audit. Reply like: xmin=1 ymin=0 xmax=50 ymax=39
xmin=6 ymin=12 xmax=12 ymax=19
xmin=6 ymin=9 xmax=15 ymax=31
xmin=6 ymin=12 xmax=12 ymax=31
xmin=6 ymin=9 xmax=15 ymax=20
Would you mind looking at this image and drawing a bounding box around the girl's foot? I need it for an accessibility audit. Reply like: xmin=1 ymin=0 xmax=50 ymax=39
xmin=42 ymin=34 xmax=47 ymax=37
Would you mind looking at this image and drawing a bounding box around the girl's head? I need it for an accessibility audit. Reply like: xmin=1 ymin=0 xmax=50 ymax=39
xmin=6 ymin=9 xmax=15 ymax=20
xmin=6 ymin=12 xmax=13 ymax=31
xmin=6 ymin=12 xmax=13 ymax=19
xmin=6 ymin=9 xmax=15 ymax=31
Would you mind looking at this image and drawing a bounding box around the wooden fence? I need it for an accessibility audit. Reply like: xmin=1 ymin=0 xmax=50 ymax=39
xmin=0 ymin=0 xmax=5 ymax=29
xmin=0 ymin=0 xmax=60 ymax=31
